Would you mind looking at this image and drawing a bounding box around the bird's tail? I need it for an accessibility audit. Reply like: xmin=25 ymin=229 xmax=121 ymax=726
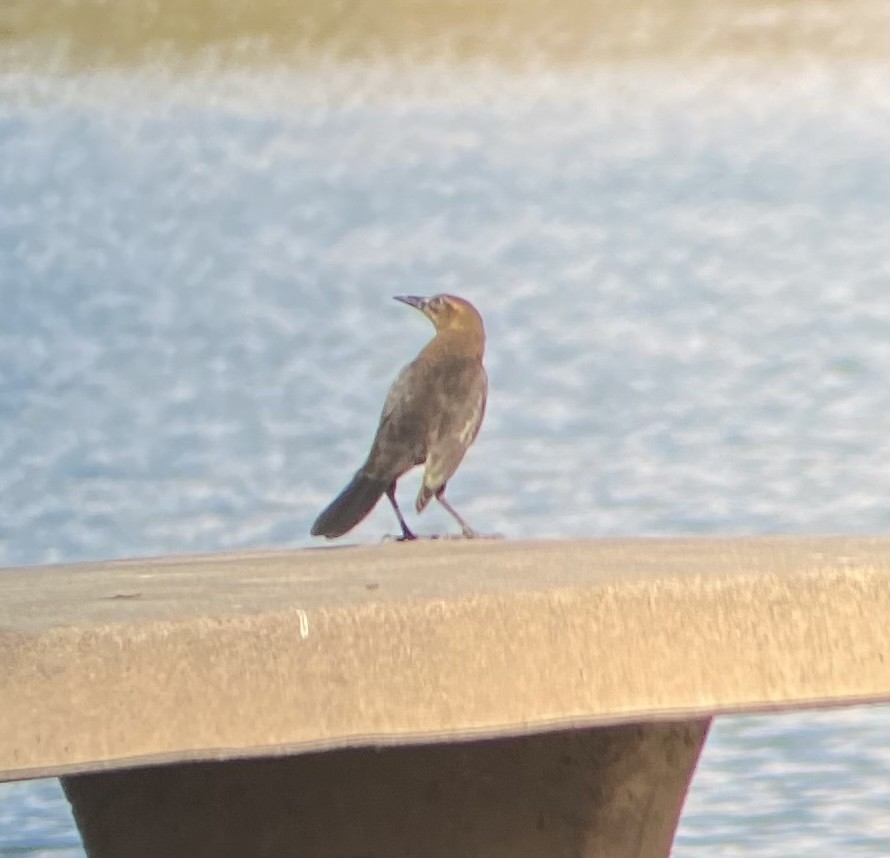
xmin=311 ymin=472 xmax=388 ymax=538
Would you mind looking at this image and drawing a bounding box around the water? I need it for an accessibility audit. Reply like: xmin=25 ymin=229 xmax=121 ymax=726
xmin=2 ymin=1 xmax=890 ymax=853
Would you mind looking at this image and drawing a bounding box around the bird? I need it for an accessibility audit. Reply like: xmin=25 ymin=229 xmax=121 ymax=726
xmin=311 ymin=294 xmax=488 ymax=541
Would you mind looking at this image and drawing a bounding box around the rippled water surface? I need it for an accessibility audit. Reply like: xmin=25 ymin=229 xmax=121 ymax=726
xmin=1 ymin=0 xmax=889 ymax=852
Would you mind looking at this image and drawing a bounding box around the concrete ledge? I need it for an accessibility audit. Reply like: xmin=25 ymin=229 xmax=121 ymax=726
xmin=3 ymin=537 xmax=889 ymax=856
xmin=2 ymin=537 xmax=889 ymax=782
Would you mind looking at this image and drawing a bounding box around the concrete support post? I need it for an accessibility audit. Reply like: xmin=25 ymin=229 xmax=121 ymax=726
xmin=62 ymin=719 xmax=709 ymax=858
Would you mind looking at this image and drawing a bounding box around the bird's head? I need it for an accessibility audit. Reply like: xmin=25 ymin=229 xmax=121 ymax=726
xmin=393 ymin=294 xmax=485 ymax=339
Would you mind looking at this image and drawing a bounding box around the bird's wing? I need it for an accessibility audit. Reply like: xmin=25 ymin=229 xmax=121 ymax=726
xmin=380 ymin=364 xmax=408 ymax=423
xmin=416 ymin=364 xmax=487 ymax=512
xmin=461 ymin=364 xmax=488 ymax=448
xmin=363 ymin=360 xmax=428 ymax=479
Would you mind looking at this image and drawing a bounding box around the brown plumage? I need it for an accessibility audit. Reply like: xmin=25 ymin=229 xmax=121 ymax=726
xmin=311 ymin=294 xmax=488 ymax=540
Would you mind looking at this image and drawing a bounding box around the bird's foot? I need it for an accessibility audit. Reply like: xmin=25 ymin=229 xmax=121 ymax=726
xmin=396 ymin=525 xmax=417 ymax=542
xmin=380 ymin=530 xmax=417 ymax=543
xmin=460 ymin=529 xmax=504 ymax=540
xmin=423 ymin=530 xmax=505 ymax=540
xmin=383 ymin=530 xmax=503 ymax=542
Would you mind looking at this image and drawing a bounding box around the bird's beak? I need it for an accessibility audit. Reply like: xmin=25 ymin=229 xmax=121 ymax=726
xmin=393 ymin=295 xmax=427 ymax=311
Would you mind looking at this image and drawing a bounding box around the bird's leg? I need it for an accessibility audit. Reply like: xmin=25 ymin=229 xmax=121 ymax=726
xmin=386 ymin=482 xmax=416 ymax=541
xmin=435 ymin=489 xmax=478 ymax=539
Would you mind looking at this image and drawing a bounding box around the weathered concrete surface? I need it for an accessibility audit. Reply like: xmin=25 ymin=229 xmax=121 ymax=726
xmin=62 ymin=720 xmax=710 ymax=858
xmin=2 ymin=537 xmax=889 ymax=782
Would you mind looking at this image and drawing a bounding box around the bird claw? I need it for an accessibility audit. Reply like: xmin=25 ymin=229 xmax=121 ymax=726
xmin=380 ymin=530 xmax=417 ymax=543
xmin=432 ymin=530 xmax=505 ymax=540
xmin=382 ymin=530 xmax=504 ymax=542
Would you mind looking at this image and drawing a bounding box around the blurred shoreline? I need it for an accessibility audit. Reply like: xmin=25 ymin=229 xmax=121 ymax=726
xmin=2 ymin=0 xmax=889 ymax=72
